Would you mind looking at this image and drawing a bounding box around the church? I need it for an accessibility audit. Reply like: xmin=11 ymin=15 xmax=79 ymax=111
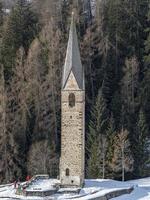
xmin=59 ymin=13 xmax=85 ymax=187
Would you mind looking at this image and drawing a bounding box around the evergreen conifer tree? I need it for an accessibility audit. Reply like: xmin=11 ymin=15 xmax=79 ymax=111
xmin=142 ymin=9 xmax=150 ymax=130
xmin=0 ymin=1 xmax=4 ymax=40
xmin=144 ymin=10 xmax=150 ymax=67
xmin=135 ymin=110 xmax=150 ymax=177
xmin=87 ymin=137 xmax=100 ymax=178
xmin=0 ymin=1 xmax=3 ymax=27
xmin=1 ymin=0 xmax=39 ymax=80
xmin=87 ymin=89 xmax=109 ymax=178
xmin=95 ymin=89 xmax=109 ymax=135
xmin=106 ymin=117 xmax=116 ymax=178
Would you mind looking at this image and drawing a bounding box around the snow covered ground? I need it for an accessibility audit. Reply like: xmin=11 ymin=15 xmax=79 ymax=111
xmin=0 ymin=177 xmax=149 ymax=200
xmin=112 ymin=177 xmax=150 ymax=200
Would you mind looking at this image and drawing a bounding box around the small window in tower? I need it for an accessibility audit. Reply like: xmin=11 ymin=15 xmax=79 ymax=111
xmin=69 ymin=93 xmax=75 ymax=107
xmin=66 ymin=168 xmax=70 ymax=176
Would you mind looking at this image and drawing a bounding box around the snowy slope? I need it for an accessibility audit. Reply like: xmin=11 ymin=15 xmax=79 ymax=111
xmin=112 ymin=178 xmax=150 ymax=200
xmin=57 ymin=179 xmax=132 ymax=200
xmin=0 ymin=178 xmax=149 ymax=200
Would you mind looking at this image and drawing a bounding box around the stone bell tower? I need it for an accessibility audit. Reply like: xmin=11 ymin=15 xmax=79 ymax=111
xmin=60 ymin=13 xmax=85 ymax=187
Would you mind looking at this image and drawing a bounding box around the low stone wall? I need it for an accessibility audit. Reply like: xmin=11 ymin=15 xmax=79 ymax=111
xmin=25 ymin=189 xmax=58 ymax=197
xmin=89 ymin=187 xmax=134 ymax=200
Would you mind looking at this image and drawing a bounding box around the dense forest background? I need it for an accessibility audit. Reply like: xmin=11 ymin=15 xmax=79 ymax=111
xmin=0 ymin=0 xmax=150 ymax=183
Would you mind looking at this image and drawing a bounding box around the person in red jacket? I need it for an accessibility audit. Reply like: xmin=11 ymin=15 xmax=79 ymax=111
xmin=26 ymin=175 xmax=31 ymax=182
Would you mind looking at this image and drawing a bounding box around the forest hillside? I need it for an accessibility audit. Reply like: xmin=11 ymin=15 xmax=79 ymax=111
xmin=0 ymin=0 xmax=150 ymax=183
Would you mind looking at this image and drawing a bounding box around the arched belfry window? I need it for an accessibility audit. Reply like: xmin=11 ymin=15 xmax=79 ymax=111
xmin=69 ymin=93 xmax=75 ymax=107
xmin=66 ymin=168 xmax=70 ymax=176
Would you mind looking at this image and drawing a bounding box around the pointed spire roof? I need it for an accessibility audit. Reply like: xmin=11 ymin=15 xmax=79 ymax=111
xmin=62 ymin=12 xmax=84 ymax=90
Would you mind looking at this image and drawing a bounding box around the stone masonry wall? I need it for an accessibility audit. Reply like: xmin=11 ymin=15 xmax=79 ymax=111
xmin=60 ymin=88 xmax=85 ymax=187
xmin=88 ymin=187 xmax=134 ymax=200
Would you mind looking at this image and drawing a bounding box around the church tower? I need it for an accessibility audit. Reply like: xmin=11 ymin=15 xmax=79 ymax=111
xmin=60 ymin=13 xmax=85 ymax=187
